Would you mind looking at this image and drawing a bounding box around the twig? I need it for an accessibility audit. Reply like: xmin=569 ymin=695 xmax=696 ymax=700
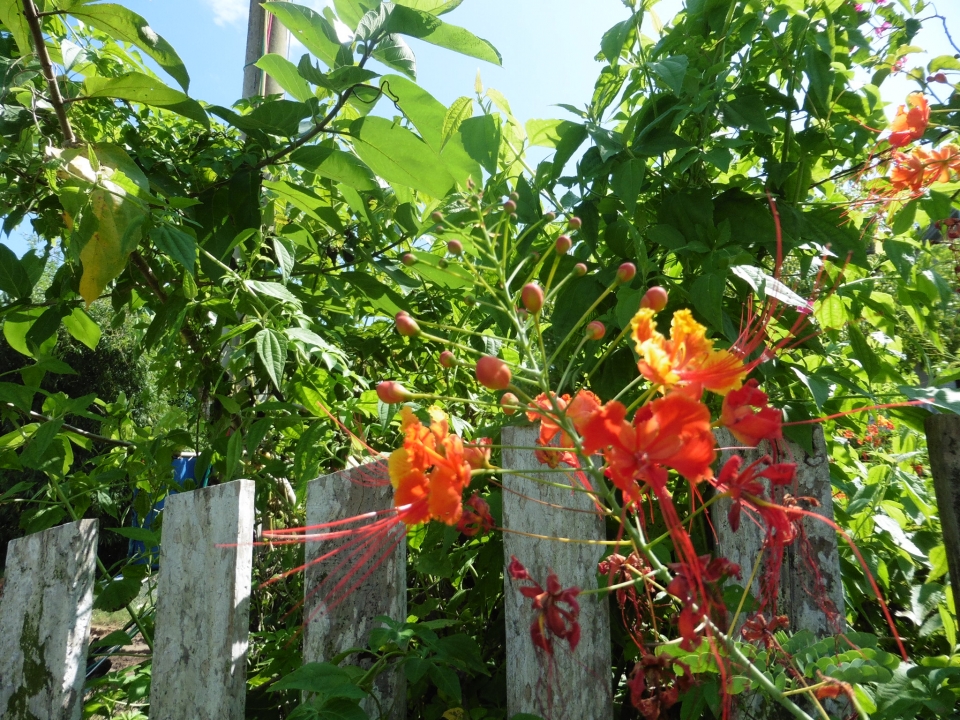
xmin=4 ymin=403 xmax=134 ymax=447
xmin=21 ymin=0 xmax=77 ymax=146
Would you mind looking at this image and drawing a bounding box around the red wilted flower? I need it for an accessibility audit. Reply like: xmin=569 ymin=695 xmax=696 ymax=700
xmin=627 ymin=653 xmax=692 ymax=720
xmin=632 ymin=307 xmax=747 ymax=397
xmin=508 ymin=556 xmax=581 ymax=654
xmin=476 ymin=355 xmax=512 ymax=390
xmin=579 ymin=392 xmax=716 ymax=501
xmin=741 ymin=613 xmax=789 ymax=648
xmin=388 ymin=407 xmax=473 ymax=525
xmin=457 ymin=493 xmax=494 ymax=536
xmin=667 ymin=555 xmax=740 ymax=651
xmin=888 ymin=93 xmax=929 ymax=147
xmin=720 ymin=379 xmax=783 ymax=446
xmin=714 ymin=455 xmax=796 ymax=532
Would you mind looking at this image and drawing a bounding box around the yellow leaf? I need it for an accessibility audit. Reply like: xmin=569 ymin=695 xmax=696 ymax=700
xmin=442 ymin=710 xmax=465 ymax=720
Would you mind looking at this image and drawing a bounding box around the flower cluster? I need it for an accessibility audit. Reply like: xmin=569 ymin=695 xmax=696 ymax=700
xmin=508 ymin=556 xmax=581 ymax=655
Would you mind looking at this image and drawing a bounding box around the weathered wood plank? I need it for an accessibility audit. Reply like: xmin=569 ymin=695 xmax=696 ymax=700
xmin=150 ymin=479 xmax=255 ymax=720
xmin=0 ymin=519 xmax=98 ymax=720
xmin=926 ymin=413 xmax=960 ymax=612
xmin=501 ymin=426 xmax=613 ymax=720
xmin=304 ymin=461 xmax=406 ymax=720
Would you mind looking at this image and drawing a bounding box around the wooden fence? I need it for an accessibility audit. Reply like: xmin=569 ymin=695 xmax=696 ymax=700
xmin=0 ymin=426 xmax=885 ymax=720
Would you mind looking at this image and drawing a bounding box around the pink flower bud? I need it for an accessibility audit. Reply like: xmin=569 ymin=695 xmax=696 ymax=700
xmin=377 ymin=381 xmax=410 ymax=404
xmin=395 ymin=312 xmax=420 ymax=337
xmin=586 ymin=321 xmax=605 ymax=340
xmin=503 ymin=199 xmax=517 ymax=213
xmin=555 ymin=234 xmax=572 ymax=254
xmin=544 ymin=211 xmax=556 ymax=222
xmin=431 ymin=211 xmax=444 ymax=221
xmin=573 ymin=263 xmax=587 ymax=277
xmin=640 ymin=286 xmax=668 ymax=312
xmin=476 ymin=355 xmax=512 ymax=390
xmin=439 ymin=350 xmax=456 ymax=368
xmin=509 ymin=192 xmax=520 ymax=201
xmin=447 ymin=239 xmax=463 ymax=256
xmin=616 ymin=262 xmax=636 ymax=284
xmin=568 ymin=216 xmax=582 ymax=230
xmin=500 ymin=392 xmax=520 ymax=415
xmin=401 ymin=253 xmax=417 ymax=266
xmin=521 ymin=283 xmax=544 ymax=314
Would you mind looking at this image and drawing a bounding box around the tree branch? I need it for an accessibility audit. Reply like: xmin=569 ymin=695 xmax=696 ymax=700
xmin=22 ymin=0 xmax=77 ymax=146
xmin=5 ymin=403 xmax=134 ymax=448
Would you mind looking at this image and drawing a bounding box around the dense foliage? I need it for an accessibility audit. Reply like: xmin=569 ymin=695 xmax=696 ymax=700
xmin=1 ymin=0 xmax=959 ymax=718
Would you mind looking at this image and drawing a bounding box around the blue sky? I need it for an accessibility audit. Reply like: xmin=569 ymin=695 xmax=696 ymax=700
xmin=4 ymin=0 xmax=959 ymax=255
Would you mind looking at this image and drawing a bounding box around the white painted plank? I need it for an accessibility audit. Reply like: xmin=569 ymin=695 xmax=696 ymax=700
xmin=0 ymin=519 xmax=98 ymax=720
xmin=501 ymin=426 xmax=613 ymax=720
xmin=149 ymin=479 xmax=255 ymax=720
xmin=304 ymin=461 xmax=406 ymax=720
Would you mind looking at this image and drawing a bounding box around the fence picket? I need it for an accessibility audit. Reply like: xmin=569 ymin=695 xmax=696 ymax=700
xmin=303 ymin=461 xmax=406 ymax=720
xmin=0 ymin=519 xmax=98 ymax=720
xmin=149 ymin=479 xmax=255 ymax=720
xmin=501 ymin=426 xmax=613 ymax=720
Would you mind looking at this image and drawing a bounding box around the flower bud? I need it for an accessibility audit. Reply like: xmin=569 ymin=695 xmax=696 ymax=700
xmin=401 ymin=253 xmax=417 ymax=266
xmin=509 ymin=191 xmax=519 ymax=201
xmin=586 ymin=321 xmax=605 ymax=340
xmin=500 ymin=392 xmax=520 ymax=415
xmin=555 ymin=234 xmax=572 ymax=254
xmin=934 ymin=72 xmax=948 ymax=83
xmin=640 ymin=286 xmax=668 ymax=312
xmin=616 ymin=262 xmax=636 ymax=284
xmin=439 ymin=350 xmax=456 ymax=368
xmin=395 ymin=312 xmax=420 ymax=337
xmin=544 ymin=211 xmax=556 ymax=222
xmin=503 ymin=199 xmax=517 ymax=213
xmin=438 ymin=258 xmax=449 ymax=269
xmin=464 ymin=293 xmax=476 ymax=307
xmin=573 ymin=263 xmax=588 ymax=277
xmin=431 ymin=210 xmax=444 ymax=222
xmin=435 ymin=224 xmax=445 ymax=234
xmin=377 ymin=381 xmax=410 ymax=404
xmin=447 ymin=239 xmax=463 ymax=256
xmin=568 ymin=216 xmax=582 ymax=230
xmin=476 ymin=355 xmax=512 ymax=390
xmin=521 ymin=283 xmax=544 ymax=314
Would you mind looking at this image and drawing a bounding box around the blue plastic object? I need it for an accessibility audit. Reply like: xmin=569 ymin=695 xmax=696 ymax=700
xmin=129 ymin=454 xmax=209 ymax=563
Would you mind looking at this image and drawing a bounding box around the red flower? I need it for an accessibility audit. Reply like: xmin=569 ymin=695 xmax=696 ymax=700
xmin=526 ymin=392 xmax=576 ymax=467
xmin=888 ymin=93 xmax=929 ymax=148
xmin=713 ymin=455 xmax=796 ymax=532
xmin=463 ymin=437 xmax=491 ymax=469
xmin=667 ymin=555 xmax=740 ymax=651
xmin=720 ymin=379 xmax=782 ymax=447
xmin=508 ymin=556 xmax=581 ymax=654
xmin=581 ymin=393 xmax=716 ymax=501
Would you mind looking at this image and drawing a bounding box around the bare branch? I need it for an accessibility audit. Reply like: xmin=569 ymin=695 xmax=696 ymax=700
xmin=21 ymin=0 xmax=77 ymax=146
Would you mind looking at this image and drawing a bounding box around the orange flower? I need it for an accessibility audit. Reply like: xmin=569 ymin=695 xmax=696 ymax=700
xmin=889 ymin=149 xmax=928 ymax=192
xmin=631 ymin=307 xmax=746 ymax=397
xmin=720 ymin=379 xmax=782 ymax=447
xmin=389 ymin=407 xmax=473 ymax=525
xmin=581 ymin=393 xmax=716 ymax=501
xmin=888 ymin=93 xmax=929 ymax=148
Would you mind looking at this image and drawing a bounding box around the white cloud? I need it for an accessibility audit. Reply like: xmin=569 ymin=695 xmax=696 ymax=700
xmin=205 ymin=0 xmax=247 ymax=26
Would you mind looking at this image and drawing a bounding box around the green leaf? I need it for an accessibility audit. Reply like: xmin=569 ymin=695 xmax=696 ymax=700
xmin=69 ymin=4 xmax=190 ymax=90
xmin=3 ymin=307 xmax=51 ymax=357
xmin=225 ymin=428 xmax=243 ymax=482
xmin=386 ymin=6 xmax=501 ymax=65
xmin=256 ymin=328 xmax=288 ymax=391
xmin=311 ymin=698 xmax=368 ymax=720
xmin=83 ymin=73 xmax=208 ymax=126
xmin=0 ymin=243 xmax=33 ymax=299
xmin=0 ymin=0 xmax=31 ymax=55
xmin=19 ymin=417 xmax=64 ymax=470
xmin=649 ymin=55 xmax=688 ymax=95
xmin=109 ymin=526 xmax=161 ymax=545
xmin=429 ymin=664 xmax=461 ymax=703
xmin=804 ymin=45 xmax=834 ymax=115
xmin=334 ymin=0 xmax=379 ymax=30
xmin=395 ymin=0 xmax=463 ymax=14
xmin=928 ymin=55 xmax=960 ymax=73
xmin=92 ymin=629 xmax=134 ymax=648
xmin=459 ymin=114 xmax=501 ymax=174
xmin=0 ymin=383 xmax=35 ymax=414
xmin=899 ymin=385 xmax=960 ymax=415
xmin=271 ymin=662 xmax=368 ymax=697
xmin=264 ymin=2 xmax=342 ymax=68
xmin=242 ymin=99 xmax=313 ymax=136
xmin=441 ymin=96 xmax=473 ymax=148
xmin=610 ymin=157 xmax=645 ymax=208
xmin=262 ymin=180 xmax=343 ymax=230
xmin=601 ymin=18 xmax=632 ymax=64
xmin=150 ymin=225 xmax=197 ymax=274
xmin=890 ymin=199 xmax=917 ymax=235
xmin=256 ymin=53 xmax=314 ymax=102
xmin=847 ymin=325 xmax=880 ymax=380
xmin=340 ymin=271 xmax=408 ymax=315
xmin=272 ymin=237 xmax=295 ymax=280
xmin=289 ymin=146 xmax=377 ymax=190
xmin=25 ymin=306 xmax=64 ymax=351
xmin=349 ymin=117 xmax=455 ymax=197
xmin=297 ymin=57 xmax=379 ymax=92
xmin=372 ymin=33 xmax=417 ymax=79
xmin=62 ymin=308 xmax=101 ymax=351
xmin=690 ymin=272 xmax=725 ymax=329
xmin=95 ymin=574 xmax=142 ymax=612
